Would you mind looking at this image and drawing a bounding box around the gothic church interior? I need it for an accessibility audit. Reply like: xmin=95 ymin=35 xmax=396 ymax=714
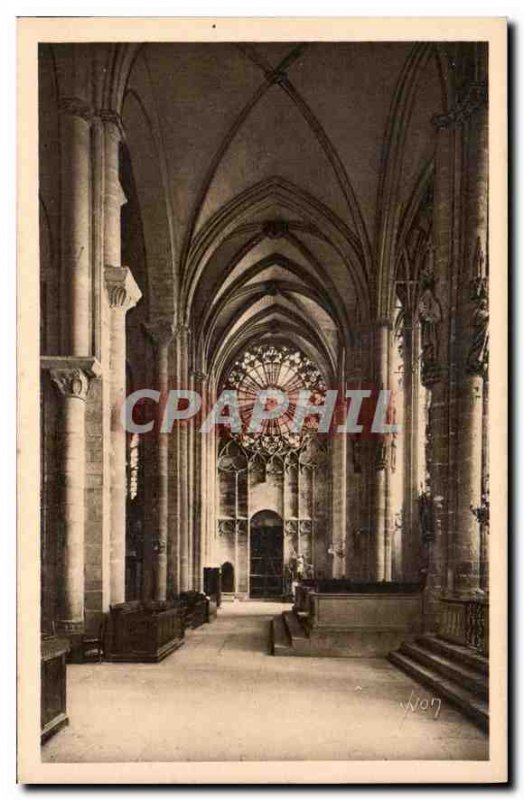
xmin=39 ymin=41 xmax=490 ymax=759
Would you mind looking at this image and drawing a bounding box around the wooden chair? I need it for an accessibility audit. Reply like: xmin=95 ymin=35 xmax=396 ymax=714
xmin=81 ymin=616 xmax=106 ymax=663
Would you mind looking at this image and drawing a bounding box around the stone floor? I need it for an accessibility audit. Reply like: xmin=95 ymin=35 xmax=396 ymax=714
xmin=42 ymin=601 xmax=488 ymax=762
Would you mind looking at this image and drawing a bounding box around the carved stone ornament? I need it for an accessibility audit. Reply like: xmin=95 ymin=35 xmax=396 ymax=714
xmin=218 ymin=440 xmax=248 ymax=473
xmin=327 ymin=541 xmax=346 ymax=559
xmin=58 ymin=96 xmax=93 ymax=122
xmin=217 ymin=519 xmax=236 ymax=537
xmin=41 ymin=356 xmax=102 ymax=401
xmin=418 ymin=490 xmax=435 ymax=544
xmin=152 ymin=538 xmax=166 ymax=555
xmin=143 ymin=318 xmax=175 ymax=347
xmin=351 ymin=438 xmax=362 ymax=474
xmin=374 ymin=438 xmax=388 ymax=471
xmin=51 ymin=368 xmax=89 ymax=400
xmin=418 ymin=266 xmax=444 ymax=386
xmin=262 ymin=220 xmax=289 ymax=239
xmin=418 ymin=289 xmax=442 ymax=362
xmin=390 ymin=435 xmax=397 ymax=473
xmin=105 ymin=266 xmax=142 ymax=311
xmin=97 ymin=108 xmax=125 ymax=138
xmin=470 ymin=486 xmax=490 ymax=530
xmin=431 ymin=81 xmax=488 ymax=130
xmin=224 ymin=342 xmax=325 ymax=456
xmin=466 ymin=272 xmax=489 ymax=377
xmin=299 ymin=520 xmax=312 ymax=536
xmin=176 ymin=323 xmax=191 ymax=342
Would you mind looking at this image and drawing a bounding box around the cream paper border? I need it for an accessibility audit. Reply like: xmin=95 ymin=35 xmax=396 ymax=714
xmin=17 ymin=16 xmax=508 ymax=784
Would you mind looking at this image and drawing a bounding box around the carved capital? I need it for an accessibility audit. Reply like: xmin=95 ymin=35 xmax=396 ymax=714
xmin=41 ymin=356 xmax=102 ymax=401
xmin=104 ymin=266 xmax=142 ymax=311
xmin=152 ymin=538 xmax=166 ymax=555
xmin=421 ymin=361 xmax=445 ymax=388
xmin=143 ymin=318 xmax=175 ymax=348
xmin=432 ymin=81 xmax=488 ymax=130
xmin=176 ymin=323 xmax=191 ymax=341
xmin=97 ymin=108 xmax=125 ymax=138
xmin=217 ymin=519 xmax=235 ymax=537
xmin=51 ymin=368 xmax=89 ymax=400
xmin=58 ymin=96 xmax=93 ymax=123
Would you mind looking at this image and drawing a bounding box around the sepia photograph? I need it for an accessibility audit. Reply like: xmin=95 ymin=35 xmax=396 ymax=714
xmin=17 ymin=16 xmax=508 ymax=784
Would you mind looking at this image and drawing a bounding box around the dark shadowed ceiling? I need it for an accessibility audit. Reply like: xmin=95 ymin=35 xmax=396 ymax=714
xmin=116 ymin=43 xmax=448 ymax=376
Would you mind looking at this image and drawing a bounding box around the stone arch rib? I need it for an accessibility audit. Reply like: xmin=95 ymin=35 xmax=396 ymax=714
xmin=182 ymin=176 xmax=369 ymax=318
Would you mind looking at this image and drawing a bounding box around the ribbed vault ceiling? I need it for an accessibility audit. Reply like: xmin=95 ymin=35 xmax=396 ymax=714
xmin=120 ymin=42 xmax=447 ymax=376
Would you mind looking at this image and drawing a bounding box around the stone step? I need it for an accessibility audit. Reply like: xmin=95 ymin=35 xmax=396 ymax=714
xmin=400 ymin=641 xmax=488 ymax=700
xmin=283 ymin=611 xmax=309 ymax=641
xmin=388 ymin=651 xmax=489 ymax=732
xmin=282 ymin=611 xmax=314 ymax=656
xmin=269 ymin=615 xmax=293 ymax=656
xmin=418 ymin=635 xmax=489 ymax=676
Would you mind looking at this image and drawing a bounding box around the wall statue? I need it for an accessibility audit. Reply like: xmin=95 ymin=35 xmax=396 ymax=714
xmin=351 ymin=438 xmax=362 ymax=473
xmin=466 ymin=275 xmax=489 ymax=376
xmin=418 ymin=286 xmax=443 ymax=372
xmin=418 ymin=489 xmax=435 ymax=543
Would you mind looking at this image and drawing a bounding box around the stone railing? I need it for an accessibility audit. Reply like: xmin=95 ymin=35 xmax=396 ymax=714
xmin=465 ymin=599 xmax=489 ymax=654
xmin=438 ymin=597 xmax=489 ymax=655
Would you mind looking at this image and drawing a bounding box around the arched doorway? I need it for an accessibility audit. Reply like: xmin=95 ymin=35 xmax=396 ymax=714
xmin=221 ymin=561 xmax=235 ymax=593
xmin=249 ymin=510 xmax=284 ymax=599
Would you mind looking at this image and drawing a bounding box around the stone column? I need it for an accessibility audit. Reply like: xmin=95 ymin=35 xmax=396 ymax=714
xmin=105 ymin=267 xmax=142 ymax=604
xmin=144 ymin=319 xmax=175 ymax=601
xmin=58 ymin=98 xmax=92 ymax=356
xmin=400 ymin=319 xmax=421 ymax=581
xmin=454 ymin=97 xmax=489 ymax=597
xmin=193 ymin=370 xmax=207 ymax=591
xmin=205 ymin=394 xmax=218 ymax=569
xmin=46 ymin=97 xmax=98 ymax=636
xmin=429 ymin=72 xmax=488 ymax=605
xmin=41 ymin=357 xmax=101 ymax=633
xmin=420 ymin=121 xmax=453 ymax=627
xmin=98 ymin=107 xmax=144 ymax=605
xmin=175 ymin=325 xmax=191 ymax=592
xmin=100 ymin=111 xmax=126 ymax=267
xmin=371 ymin=321 xmax=392 ymax=581
xmin=331 ymin=425 xmax=347 ymax=578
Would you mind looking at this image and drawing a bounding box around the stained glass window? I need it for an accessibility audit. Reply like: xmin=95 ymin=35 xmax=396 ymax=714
xmin=224 ymin=344 xmax=326 ymax=455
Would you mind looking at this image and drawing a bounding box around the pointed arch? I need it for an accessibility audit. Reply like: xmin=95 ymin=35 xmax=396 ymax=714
xmin=374 ymin=42 xmax=444 ymax=318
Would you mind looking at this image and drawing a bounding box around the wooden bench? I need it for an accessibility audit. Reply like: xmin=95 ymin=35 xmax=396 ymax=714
xmin=176 ymin=591 xmax=210 ymax=629
xmin=104 ymin=601 xmax=185 ymax=663
xmin=41 ymin=636 xmax=69 ymax=742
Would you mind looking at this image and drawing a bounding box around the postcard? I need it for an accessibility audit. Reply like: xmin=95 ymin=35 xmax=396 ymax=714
xmin=17 ymin=16 xmax=507 ymax=784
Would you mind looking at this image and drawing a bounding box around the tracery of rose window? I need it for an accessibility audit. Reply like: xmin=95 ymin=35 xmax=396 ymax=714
xmin=223 ymin=344 xmax=326 ymax=455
